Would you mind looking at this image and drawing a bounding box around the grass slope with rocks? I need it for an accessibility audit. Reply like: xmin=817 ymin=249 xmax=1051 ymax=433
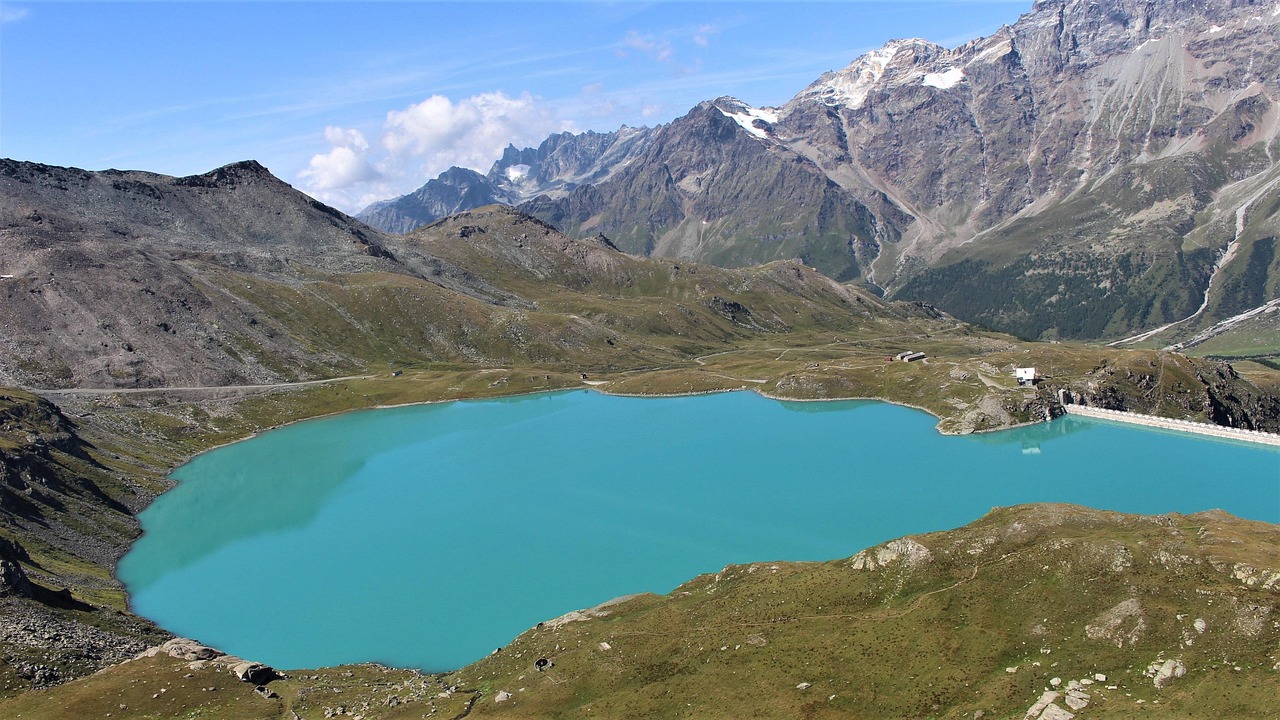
xmin=1 ymin=504 xmax=1276 ymax=720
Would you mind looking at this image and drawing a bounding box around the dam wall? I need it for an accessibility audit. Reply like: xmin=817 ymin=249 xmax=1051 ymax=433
xmin=1061 ymin=404 xmax=1280 ymax=447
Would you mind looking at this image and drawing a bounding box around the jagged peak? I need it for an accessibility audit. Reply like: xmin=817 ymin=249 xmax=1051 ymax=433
xmin=435 ymin=166 xmax=488 ymax=181
xmin=705 ymin=97 xmax=779 ymax=141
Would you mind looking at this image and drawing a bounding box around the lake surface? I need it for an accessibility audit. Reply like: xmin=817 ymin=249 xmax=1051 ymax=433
xmin=117 ymin=390 xmax=1280 ymax=671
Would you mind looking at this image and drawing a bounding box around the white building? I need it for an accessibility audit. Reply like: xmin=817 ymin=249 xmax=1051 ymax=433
xmin=1015 ymin=367 xmax=1036 ymax=385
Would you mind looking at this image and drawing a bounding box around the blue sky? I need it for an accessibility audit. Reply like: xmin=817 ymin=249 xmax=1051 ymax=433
xmin=1 ymin=1 xmax=1033 ymax=212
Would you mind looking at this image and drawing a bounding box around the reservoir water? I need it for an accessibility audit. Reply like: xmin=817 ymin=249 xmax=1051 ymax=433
xmin=117 ymin=390 xmax=1280 ymax=671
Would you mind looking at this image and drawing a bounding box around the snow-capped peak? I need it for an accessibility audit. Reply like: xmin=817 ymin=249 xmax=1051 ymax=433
xmin=802 ymin=38 xmax=938 ymax=109
xmin=713 ymin=97 xmax=779 ymax=140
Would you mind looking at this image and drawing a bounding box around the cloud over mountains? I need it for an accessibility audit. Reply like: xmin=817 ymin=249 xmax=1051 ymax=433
xmin=300 ymin=91 xmax=574 ymax=212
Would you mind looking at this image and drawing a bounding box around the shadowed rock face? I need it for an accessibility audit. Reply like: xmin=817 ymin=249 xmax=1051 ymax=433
xmin=362 ymin=0 xmax=1280 ymax=341
xmin=0 ymin=559 xmax=31 ymax=598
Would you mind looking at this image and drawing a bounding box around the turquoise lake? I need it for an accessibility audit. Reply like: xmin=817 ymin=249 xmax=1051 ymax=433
xmin=117 ymin=390 xmax=1280 ymax=672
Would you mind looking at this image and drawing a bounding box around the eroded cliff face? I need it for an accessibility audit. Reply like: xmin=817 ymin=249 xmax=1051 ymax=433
xmin=805 ymin=0 xmax=1280 ymax=340
xmin=775 ymin=0 xmax=1279 ymax=340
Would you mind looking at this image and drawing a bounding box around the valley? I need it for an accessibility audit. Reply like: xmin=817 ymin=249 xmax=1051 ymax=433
xmin=0 ymin=0 xmax=1277 ymax=716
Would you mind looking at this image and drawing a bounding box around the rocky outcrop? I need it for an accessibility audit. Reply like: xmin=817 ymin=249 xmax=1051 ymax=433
xmin=1048 ymin=352 xmax=1280 ymax=432
xmin=849 ymin=537 xmax=933 ymax=570
xmin=1146 ymin=657 xmax=1187 ymax=688
xmin=0 ymin=558 xmax=31 ymax=597
xmin=1084 ymin=598 xmax=1146 ymax=648
xmin=138 ymin=638 xmax=279 ymax=685
xmin=0 ymin=391 xmax=131 ymax=551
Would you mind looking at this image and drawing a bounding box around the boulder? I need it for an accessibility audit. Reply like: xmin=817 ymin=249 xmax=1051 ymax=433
xmin=0 ymin=558 xmax=32 ymax=597
xmin=155 ymin=638 xmax=220 ymax=662
xmin=1064 ymin=689 xmax=1090 ymax=710
xmin=1039 ymin=705 xmax=1075 ymax=720
xmin=1024 ymin=690 xmax=1059 ymax=719
xmin=230 ymin=661 xmax=278 ymax=685
xmin=1149 ymin=658 xmax=1186 ymax=688
xmin=1084 ymin=598 xmax=1145 ymax=648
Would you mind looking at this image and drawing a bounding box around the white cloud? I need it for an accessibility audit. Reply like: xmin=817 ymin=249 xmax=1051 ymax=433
xmin=298 ymin=126 xmax=380 ymax=191
xmin=382 ymin=91 xmax=573 ymax=179
xmin=622 ymin=30 xmax=674 ymax=63
xmin=693 ymin=24 xmax=719 ymax=48
xmin=297 ymin=91 xmax=574 ymax=214
xmin=618 ymin=27 xmax=708 ymax=75
xmin=324 ymin=126 xmax=369 ymax=152
xmin=1 ymin=5 xmax=29 ymax=24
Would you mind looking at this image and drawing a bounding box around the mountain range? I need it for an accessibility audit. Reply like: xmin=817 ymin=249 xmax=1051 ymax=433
xmin=359 ymin=0 xmax=1280 ymax=347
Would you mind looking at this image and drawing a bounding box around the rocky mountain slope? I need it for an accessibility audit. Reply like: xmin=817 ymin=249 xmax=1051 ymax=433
xmin=362 ymin=0 xmax=1280 ymax=345
xmin=0 ymin=159 xmax=904 ymax=390
xmin=0 ymin=158 xmax=505 ymax=388
xmin=0 ymin=389 xmax=168 ymax=692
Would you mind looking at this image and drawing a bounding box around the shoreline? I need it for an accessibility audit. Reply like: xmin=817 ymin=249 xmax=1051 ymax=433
xmin=101 ymin=378 xmax=1278 ymax=685
xmin=52 ymin=371 xmax=1280 ymax=492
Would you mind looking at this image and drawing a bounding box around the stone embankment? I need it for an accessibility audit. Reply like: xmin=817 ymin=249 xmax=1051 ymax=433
xmin=1062 ymin=405 xmax=1280 ymax=447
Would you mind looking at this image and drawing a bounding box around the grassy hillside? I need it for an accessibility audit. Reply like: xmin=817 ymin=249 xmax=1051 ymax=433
xmin=2 ymin=504 xmax=1275 ymax=720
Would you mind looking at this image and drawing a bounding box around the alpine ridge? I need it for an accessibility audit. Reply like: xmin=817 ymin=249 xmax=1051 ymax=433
xmin=360 ymin=0 xmax=1280 ymax=347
